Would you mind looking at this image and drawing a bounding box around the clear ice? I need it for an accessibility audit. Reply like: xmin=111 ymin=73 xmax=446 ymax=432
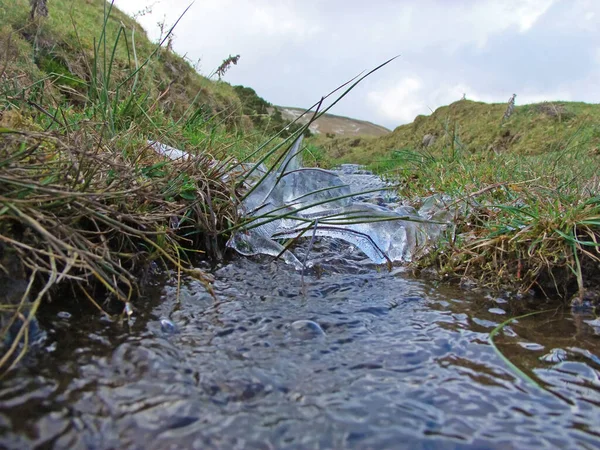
xmin=226 ymin=136 xmax=453 ymax=268
xmin=149 ymin=136 xmax=454 ymax=268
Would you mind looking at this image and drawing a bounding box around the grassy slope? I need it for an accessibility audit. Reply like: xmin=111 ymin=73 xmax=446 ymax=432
xmin=323 ymin=100 xmax=600 ymax=169
xmin=0 ymin=0 xmax=244 ymax=126
xmin=317 ymin=99 xmax=600 ymax=300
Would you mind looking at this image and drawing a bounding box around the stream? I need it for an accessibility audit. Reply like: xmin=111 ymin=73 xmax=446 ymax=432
xmin=1 ymin=165 xmax=600 ymax=449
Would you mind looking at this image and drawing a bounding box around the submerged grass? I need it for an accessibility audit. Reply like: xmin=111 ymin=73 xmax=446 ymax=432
xmin=489 ymin=309 xmax=554 ymax=389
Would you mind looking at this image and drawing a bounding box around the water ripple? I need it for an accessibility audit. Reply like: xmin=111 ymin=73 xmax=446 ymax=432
xmin=1 ymin=257 xmax=600 ymax=448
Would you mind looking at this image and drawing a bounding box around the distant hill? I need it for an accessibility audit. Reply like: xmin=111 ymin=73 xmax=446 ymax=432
xmin=318 ymin=99 xmax=600 ymax=167
xmin=273 ymin=106 xmax=390 ymax=137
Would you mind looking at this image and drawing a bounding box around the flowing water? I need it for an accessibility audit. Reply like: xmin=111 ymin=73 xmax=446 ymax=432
xmin=2 ymin=166 xmax=600 ymax=449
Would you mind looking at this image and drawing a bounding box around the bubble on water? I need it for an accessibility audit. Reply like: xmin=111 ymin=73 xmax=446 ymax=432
xmin=472 ymin=317 xmax=498 ymax=329
xmin=518 ymin=342 xmax=545 ymax=351
xmin=290 ymin=320 xmax=326 ymax=340
xmin=57 ymin=311 xmax=71 ymax=319
xmin=584 ymin=318 xmax=600 ymax=331
xmin=160 ymin=319 xmax=178 ymax=334
xmin=540 ymin=348 xmax=568 ymax=363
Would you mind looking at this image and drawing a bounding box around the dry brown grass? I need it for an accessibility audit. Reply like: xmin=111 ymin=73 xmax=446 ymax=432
xmin=0 ymin=124 xmax=241 ymax=371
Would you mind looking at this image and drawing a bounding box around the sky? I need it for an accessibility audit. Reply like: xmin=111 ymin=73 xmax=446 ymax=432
xmin=113 ymin=0 xmax=600 ymax=130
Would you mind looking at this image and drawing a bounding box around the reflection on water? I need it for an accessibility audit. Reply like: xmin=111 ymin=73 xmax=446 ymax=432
xmin=1 ymin=241 xmax=600 ymax=449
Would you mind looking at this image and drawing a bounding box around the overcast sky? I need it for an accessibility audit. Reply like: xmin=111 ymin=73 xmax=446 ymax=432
xmin=113 ymin=0 xmax=600 ymax=130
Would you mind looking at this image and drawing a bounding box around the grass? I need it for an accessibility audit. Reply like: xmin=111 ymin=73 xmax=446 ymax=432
xmin=320 ymin=99 xmax=600 ymax=166
xmin=489 ymin=308 xmax=555 ymax=388
xmin=0 ymin=125 xmax=235 ymax=369
xmin=0 ymin=0 xmax=288 ymax=371
xmin=318 ymin=99 xmax=600 ymax=301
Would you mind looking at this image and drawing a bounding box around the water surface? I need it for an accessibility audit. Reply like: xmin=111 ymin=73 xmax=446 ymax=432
xmin=1 ymin=242 xmax=600 ymax=449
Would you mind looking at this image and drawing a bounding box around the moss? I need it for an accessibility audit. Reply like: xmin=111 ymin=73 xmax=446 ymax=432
xmin=36 ymin=52 xmax=86 ymax=90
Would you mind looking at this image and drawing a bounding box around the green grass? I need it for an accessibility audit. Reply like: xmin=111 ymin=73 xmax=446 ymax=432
xmin=317 ymin=99 xmax=600 ymax=300
xmin=324 ymin=99 xmax=599 ymax=165
xmin=0 ymin=0 xmax=245 ymax=130
xmin=0 ymin=0 xmax=288 ymax=371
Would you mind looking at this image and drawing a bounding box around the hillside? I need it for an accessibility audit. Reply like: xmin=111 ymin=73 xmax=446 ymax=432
xmin=274 ymin=106 xmax=390 ymax=137
xmin=310 ymin=98 xmax=600 ymax=299
xmin=0 ymin=0 xmax=250 ymax=132
xmin=321 ymin=99 xmax=600 ymax=169
xmin=0 ymin=0 xmax=320 ymax=145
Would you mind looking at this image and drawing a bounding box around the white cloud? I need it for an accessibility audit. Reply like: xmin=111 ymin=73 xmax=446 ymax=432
xmin=367 ymin=79 xmax=481 ymax=125
xmin=513 ymin=0 xmax=557 ymax=31
xmin=250 ymin=5 xmax=321 ymax=39
xmin=115 ymin=0 xmax=558 ymax=65
xmin=112 ymin=0 xmax=600 ymax=129
xmin=367 ymin=77 xmax=425 ymax=124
